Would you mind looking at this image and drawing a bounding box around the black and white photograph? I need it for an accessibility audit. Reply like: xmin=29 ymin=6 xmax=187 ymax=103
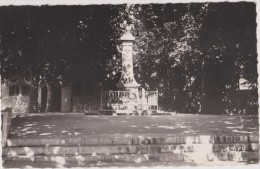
xmin=0 ymin=0 xmax=259 ymax=168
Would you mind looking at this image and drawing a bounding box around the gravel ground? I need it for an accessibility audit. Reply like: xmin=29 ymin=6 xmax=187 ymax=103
xmin=9 ymin=113 xmax=259 ymax=138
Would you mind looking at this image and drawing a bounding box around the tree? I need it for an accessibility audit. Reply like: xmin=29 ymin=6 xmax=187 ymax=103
xmin=1 ymin=5 xmax=127 ymax=112
xmin=127 ymin=4 xmax=207 ymax=112
xmin=1 ymin=7 xmax=43 ymax=112
xmin=1 ymin=3 xmax=257 ymax=114
xmin=125 ymin=2 xmax=257 ymax=114
xmin=199 ymin=2 xmax=257 ymax=114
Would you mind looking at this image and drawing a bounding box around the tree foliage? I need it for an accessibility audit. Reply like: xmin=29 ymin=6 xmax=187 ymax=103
xmin=1 ymin=3 xmax=257 ymax=114
xmin=1 ymin=5 xmax=127 ymax=112
xmin=127 ymin=2 xmax=257 ymax=114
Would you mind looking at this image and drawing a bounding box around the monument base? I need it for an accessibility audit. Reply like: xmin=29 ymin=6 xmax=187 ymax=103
xmin=100 ymin=90 xmax=158 ymax=115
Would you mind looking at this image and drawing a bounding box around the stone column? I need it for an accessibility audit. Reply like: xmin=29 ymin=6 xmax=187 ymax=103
xmin=117 ymin=27 xmax=140 ymax=92
xmin=38 ymin=87 xmax=42 ymax=112
xmin=1 ymin=111 xmax=12 ymax=147
xmin=141 ymin=88 xmax=147 ymax=110
xmin=61 ymin=87 xmax=72 ymax=112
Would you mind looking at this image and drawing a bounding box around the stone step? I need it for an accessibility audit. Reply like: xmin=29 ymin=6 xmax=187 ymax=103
xmin=7 ymin=135 xmax=258 ymax=147
xmin=6 ymin=137 xmax=183 ymax=146
xmin=211 ymin=135 xmax=259 ymax=143
xmin=3 ymin=151 xmax=258 ymax=164
xmin=3 ymin=160 xmax=198 ymax=168
xmin=183 ymin=151 xmax=259 ymax=163
xmin=212 ymin=143 xmax=259 ymax=152
xmin=3 ymin=143 xmax=259 ymax=157
xmin=3 ymin=145 xmax=185 ymax=156
xmin=3 ymin=135 xmax=258 ymax=167
xmin=3 ymin=153 xmax=184 ymax=163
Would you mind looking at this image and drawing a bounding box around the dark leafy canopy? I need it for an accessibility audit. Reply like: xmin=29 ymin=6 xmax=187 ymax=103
xmin=0 ymin=5 xmax=127 ymax=112
xmin=0 ymin=3 xmax=257 ymax=114
xmin=129 ymin=2 xmax=257 ymax=114
xmin=129 ymin=3 xmax=208 ymax=112
xmin=1 ymin=5 xmax=126 ymax=84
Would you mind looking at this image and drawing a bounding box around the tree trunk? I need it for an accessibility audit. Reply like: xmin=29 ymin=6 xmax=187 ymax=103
xmin=26 ymin=85 xmax=39 ymax=113
xmin=199 ymin=61 xmax=206 ymax=114
xmin=45 ymin=83 xmax=54 ymax=112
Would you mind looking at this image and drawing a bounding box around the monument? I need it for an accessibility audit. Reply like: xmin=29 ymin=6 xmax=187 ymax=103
xmin=100 ymin=27 xmax=158 ymax=115
xmin=116 ymin=26 xmax=140 ymax=91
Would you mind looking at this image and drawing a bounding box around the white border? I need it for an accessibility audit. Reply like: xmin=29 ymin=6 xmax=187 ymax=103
xmin=0 ymin=0 xmax=259 ymax=169
xmin=0 ymin=0 xmax=257 ymax=6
